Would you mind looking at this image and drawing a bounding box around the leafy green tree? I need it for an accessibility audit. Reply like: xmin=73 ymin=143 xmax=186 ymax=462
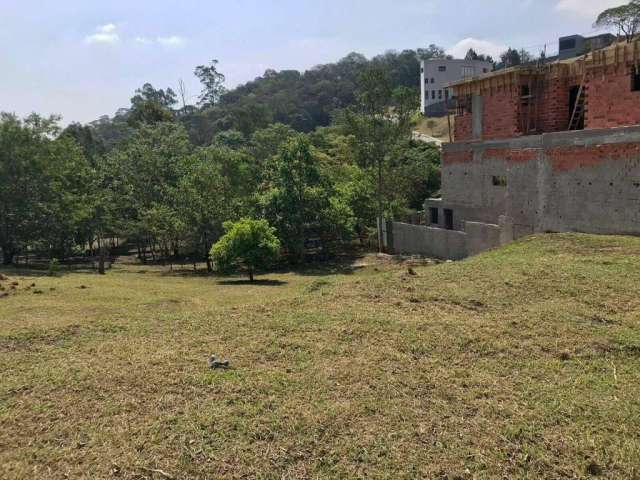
xmin=210 ymin=218 xmax=280 ymax=282
xmin=339 ymin=65 xmax=417 ymax=251
xmin=195 ymin=59 xmax=226 ymax=107
xmin=61 ymin=123 xmax=106 ymax=165
xmin=250 ymin=123 xmax=297 ymax=167
xmin=259 ymin=136 xmax=354 ymax=262
xmin=105 ymin=122 xmax=191 ymax=260
xmin=128 ymin=83 xmax=177 ymax=126
xmin=387 ymin=140 xmax=441 ymax=211
xmin=596 ymin=1 xmax=640 ymax=42
xmin=89 ymin=113 xmax=134 ymax=151
xmin=177 ymin=145 xmax=253 ymax=270
xmin=0 ymin=113 xmax=92 ymax=264
xmin=465 ymin=48 xmax=494 ymax=65
xmin=417 ymin=44 xmax=450 ymax=60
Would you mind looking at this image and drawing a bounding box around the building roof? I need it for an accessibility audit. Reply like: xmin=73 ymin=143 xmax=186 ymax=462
xmin=447 ymin=37 xmax=640 ymax=96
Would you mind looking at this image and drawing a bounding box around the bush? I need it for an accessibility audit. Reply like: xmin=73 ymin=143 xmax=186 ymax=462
xmin=210 ymin=219 xmax=280 ymax=282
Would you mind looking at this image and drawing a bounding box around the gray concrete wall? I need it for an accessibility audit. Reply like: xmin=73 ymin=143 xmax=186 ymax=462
xmin=413 ymin=125 xmax=640 ymax=259
xmin=391 ymin=222 xmax=468 ymax=260
xmin=465 ymin=221 xmax=502 ymax=256
xmin=439 ymin=125 xmax=640 ymax=239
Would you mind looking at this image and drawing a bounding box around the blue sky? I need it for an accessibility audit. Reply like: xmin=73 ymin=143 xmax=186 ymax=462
xmin=0 ymin=0 xmax=621 ymax=124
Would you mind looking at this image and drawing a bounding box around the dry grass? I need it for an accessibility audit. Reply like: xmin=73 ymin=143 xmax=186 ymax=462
xmin=1 ymin=234 xmax=640 ymax=479
xmin=414 ymin=116 xmax=452 ymax=142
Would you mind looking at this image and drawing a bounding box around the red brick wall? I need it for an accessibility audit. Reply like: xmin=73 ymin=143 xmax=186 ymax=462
xmin=445 ymin=142 xmax=640 ymax=172
xmin=586 ymin=65 xmax=640 ymax=129
xmin=454 ymin=113 xmax=473 ymax=142
xmin=546 ymin=142 xmax=640 ymax=172
xmin=443 ymin=150 xmax=473 ymax=165
xmin=538 ymin=77 xmax=571 ymax=133
xmin=483 ymin=147 xmax=539 ymax=164
xmin=482 ymin=86 xmax=520 ymax=139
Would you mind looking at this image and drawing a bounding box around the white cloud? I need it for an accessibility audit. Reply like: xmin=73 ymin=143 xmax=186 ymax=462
xmin=157 ymin=35 xmax=186 ymax=47
xmin=555 ymin=0 xmax=622 ymax=17
xmin=446 ymin=38 xmax=508 ymax=60
xmin=85 ymin=23 xmax=120 ymax=45
xmin=135 ymin=36 xmax=152 ymax=45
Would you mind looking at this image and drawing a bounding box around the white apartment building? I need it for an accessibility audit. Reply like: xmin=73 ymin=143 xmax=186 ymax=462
xmin=421 ymin=59 xmax=493 ymax=115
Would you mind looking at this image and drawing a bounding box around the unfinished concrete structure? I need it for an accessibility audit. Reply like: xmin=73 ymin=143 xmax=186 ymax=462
xmin=393 ymin=38 xmax=640 ymax=259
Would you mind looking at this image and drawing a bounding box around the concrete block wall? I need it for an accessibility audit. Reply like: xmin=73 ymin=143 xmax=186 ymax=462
xmin=441 ymin=126 xmax=640 ymax=244
xmin=465 ymin=222 xmax=502 ymax=256
xmin=391 ymin=222 xmax=468 ymax=260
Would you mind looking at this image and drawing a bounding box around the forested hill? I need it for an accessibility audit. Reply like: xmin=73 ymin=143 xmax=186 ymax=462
xmin=89 ymin=48 xmax=426 ymax=148
xmin=216 ymin=50 xmax=420 ymax=131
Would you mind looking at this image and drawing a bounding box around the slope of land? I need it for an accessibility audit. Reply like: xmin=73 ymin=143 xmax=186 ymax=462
xmin=414 ymin=115 xmax=452 ymax=143
xmin=1 ymin=234 xmax=640 ymax=479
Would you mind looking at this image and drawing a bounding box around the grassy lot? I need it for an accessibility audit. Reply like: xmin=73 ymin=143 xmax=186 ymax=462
xmin=1 ymin=234 xmax=640 ymax=479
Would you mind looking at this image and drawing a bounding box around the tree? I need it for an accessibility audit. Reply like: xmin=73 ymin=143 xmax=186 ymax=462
xmin=105 ymin=122 xmax=191 ymax=261
xmin=0 ymin=113 xmax=92 ymax=264
xmin=465 ymin=48 xmax=494 ymax=64
xmin=498 ymin=48 xmax=533 ymax=68
xmin=177 ymin=144 xmax=254 ymax=270
xmin=339 ymin=66 xmax=416 ymax=252
xmin=595 ymin=1 xmax=640 ymax=42
xmin=210 ymin=218 xmax=280 ymax=282
xmin=195 ymin=59 xmax=226 ymax=107
xmin=417 ymin=44 xmax=450 ymax=60
xmin=128 ymin=83 xmax=177 ymax=126
xmin=259 ymin=136 xmax=354 ymax=262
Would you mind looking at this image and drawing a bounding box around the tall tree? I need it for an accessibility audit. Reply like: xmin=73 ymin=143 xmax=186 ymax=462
xmin=195 ymin=59 xmax=227 ymax=107
xmin=0 ymin=113 xmax=91 ymax=264
xmin=595 ymin=1 xmax=640 ymax=42
xmin=339 ymin=66 xmax=417 ymax=252
xmin=259 ymin=136 xmax=354 ymax=262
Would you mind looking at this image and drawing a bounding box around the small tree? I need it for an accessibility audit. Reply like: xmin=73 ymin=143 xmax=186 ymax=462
xmin=595 ymin=1 xmax=640 ymax=42
xmin=210 ymin=219 xmax=280 ymax=282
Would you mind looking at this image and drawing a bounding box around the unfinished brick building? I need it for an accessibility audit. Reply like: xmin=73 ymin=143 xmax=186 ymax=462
xmin=391 ymin=38 xmax=640 ymax=259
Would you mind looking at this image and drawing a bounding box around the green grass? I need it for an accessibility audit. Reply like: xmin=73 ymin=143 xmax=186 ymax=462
xmin=1 ymin=234 xmax=640 ymax=479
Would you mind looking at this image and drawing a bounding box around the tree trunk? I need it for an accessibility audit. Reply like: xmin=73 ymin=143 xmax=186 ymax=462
xmin=3 ymin=245 xmax=15 ymax=266
xmin=248 ymin=267 xmax=254 ymax=283
xmin=377 ymin=156 xmax=384 ymax=253
xmin=98 ymin=239 xmax=106 ymax=275
xmin=204 ymin=232 xmax=213 ymax=272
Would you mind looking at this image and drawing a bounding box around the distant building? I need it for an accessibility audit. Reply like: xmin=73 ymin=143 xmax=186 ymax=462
xmin=558 ymin=33 xmax=616 ymax=60
xmin=420 ymin=59 xmax=493 ymax=116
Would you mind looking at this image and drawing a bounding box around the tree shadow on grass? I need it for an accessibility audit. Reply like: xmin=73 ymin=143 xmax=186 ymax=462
xmin=216 ymin=279 xmax=288 ymax=286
